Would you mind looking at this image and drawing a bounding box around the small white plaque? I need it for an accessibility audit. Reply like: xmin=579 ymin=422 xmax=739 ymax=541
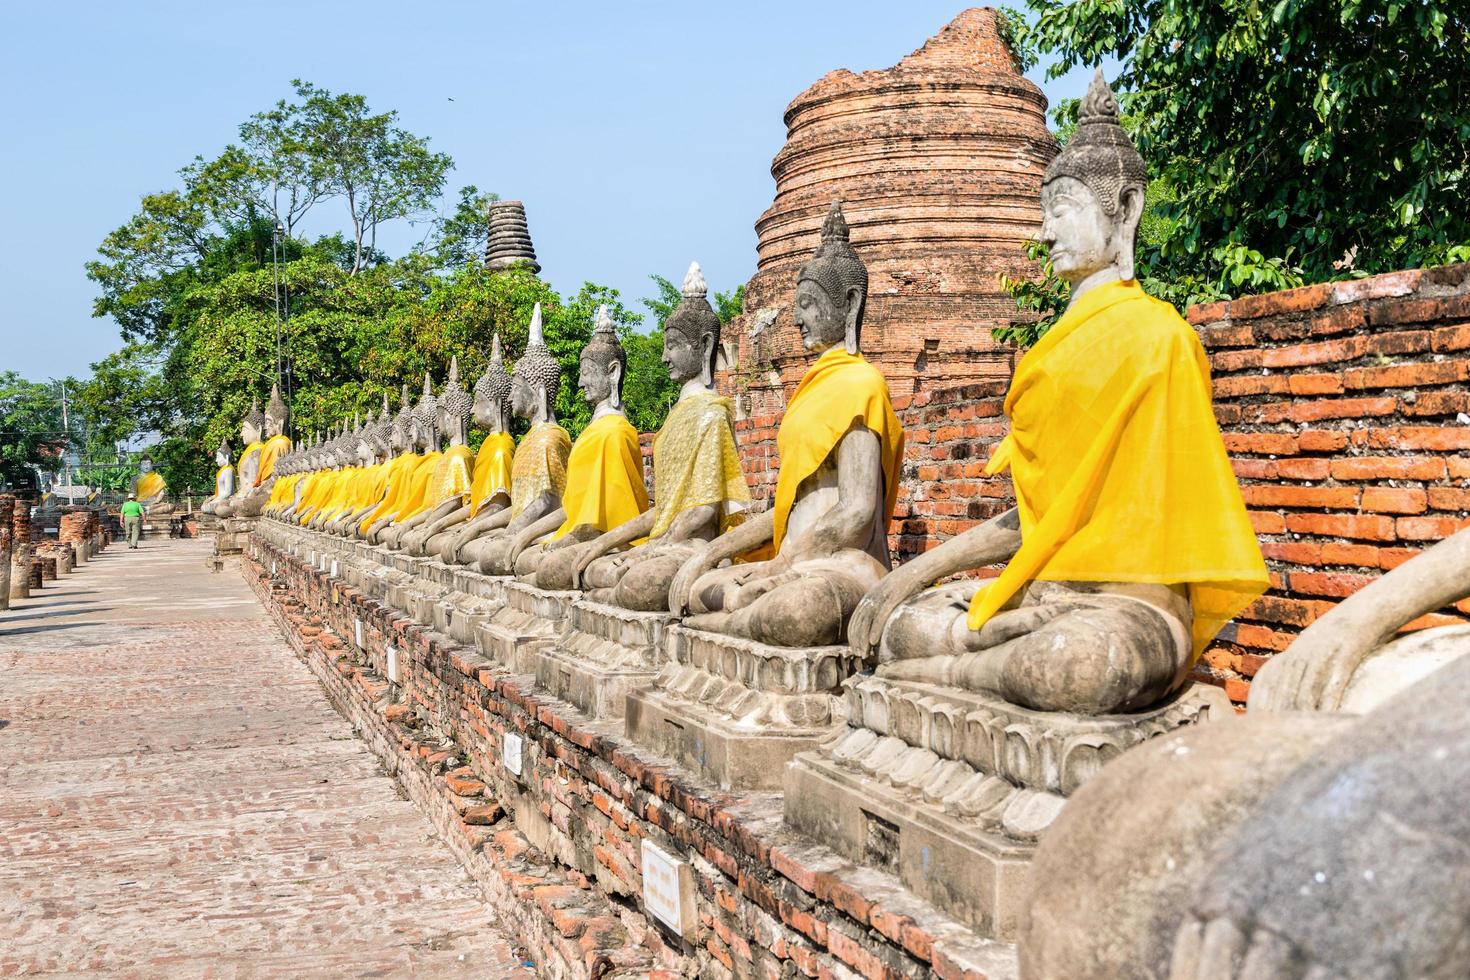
xmin=309 ymin=550 xmax=316 ymax=566
xmin=503 ymin=731 xmax=524 ymax=777
xmin=271 ymin=560 xmax=277 ymax=575
xmin=331 ymin=559 xmax=339 ymax=577
xmin=386 ymin=644 xmax=398 ymax=683
xmin=641 ymin=839 xmax=694 ymax=936
xmin=354 ymin=618 xmax=363 ymax=648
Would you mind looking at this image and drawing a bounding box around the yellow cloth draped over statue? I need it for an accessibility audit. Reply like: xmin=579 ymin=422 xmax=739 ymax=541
xmin=295 ymin=471 xmax=340 ymax=522
xmin=968 ymin=280 xmax=1269 ymax=658
xmin=647 ymin=392 xmax=749 ymax=540
xmin=358 ymin=452 xmax=423 ymax=530
xmin=258 ymin=435 xmax=291 ymax=484
xmin=236 ymin=441 xmax=264 ymax=484
xmin=772 ymin=347 xmax=904 ymax=551
xmin=386 ymin=451 xmax=444 ymax=524
xmin=313 ymin=467 xmax=363 ymax=521
xmin=336 ymin=462 xmax=388 ymax=519
xmin=425 ymin=444 xmax=475 ymax=510
xmin=510 ymin=423 xmax=572 ymax=518
xmin=215 ymin=465 xmax=234 ymax=498
xmin=470 ymin=433 xmax=516 ymax=517
xmin=265 ymin=474 xmax=297 ymax=512
xmin=554 ymin=414 xmax=649 ymax=539
xmin=135 ymin=471 xmax=166 ymax=501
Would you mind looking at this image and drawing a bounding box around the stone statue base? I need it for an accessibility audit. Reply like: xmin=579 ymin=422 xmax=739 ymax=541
xmin=475 ymin=581 xmax=576 ymax=673
xmin=624 ymin=626 xmax=865 ymax=791
xmin=530 ymin=599 xmax=673 ymax=720
xmin=783 ymin=675 xmax=1230 ymax=940
xmin=429 ymin=571 xmax=509 ymax=646
xmin=216 ymin=516 xmax=257 ymax=555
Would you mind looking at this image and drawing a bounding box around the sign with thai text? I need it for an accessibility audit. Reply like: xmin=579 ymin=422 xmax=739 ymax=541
xmin=641 ymin=839 xmax=694 ymax=936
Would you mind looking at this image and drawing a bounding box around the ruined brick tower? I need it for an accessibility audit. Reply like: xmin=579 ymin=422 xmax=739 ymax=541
xmin=720 ymin=7 xmax=1057 ymax=415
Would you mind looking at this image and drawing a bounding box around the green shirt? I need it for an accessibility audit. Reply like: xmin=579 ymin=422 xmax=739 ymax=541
xmin=121 ymin=501 xmax=145 ymax=518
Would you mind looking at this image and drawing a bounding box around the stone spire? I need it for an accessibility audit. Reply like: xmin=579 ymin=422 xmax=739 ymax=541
xmin=485 ymin=200 xmax=541 ymax=274
xmin=441 ymin=356 xmax=472 ymax=424
xmin=513 ymin=302 xmax=561 ymax=397
xmin=476 ymin=333 xmax=513 ymax=404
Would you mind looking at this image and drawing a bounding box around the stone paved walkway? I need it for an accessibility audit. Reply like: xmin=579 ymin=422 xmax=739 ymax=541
xmin=0 ymin=535 xmax=531 ymax=978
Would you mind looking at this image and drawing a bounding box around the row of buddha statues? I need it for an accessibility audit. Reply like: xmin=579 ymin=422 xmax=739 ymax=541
xmin=229 ymin=73 xmax=1469 ymax=978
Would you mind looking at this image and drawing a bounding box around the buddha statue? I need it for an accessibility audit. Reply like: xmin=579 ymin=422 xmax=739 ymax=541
xmin=420 ymin=335 xmax=517 ymax=560
xmin=398 ymin=358 xmax=479 ymax=555
xmin=325 ymin=396 xmax=395 ymax=535
xmin=846 ymin=72 xmax=1268 ymax=714
xmin=266 ymin=432 xmax=314 ymax=519
xmin=307 ymin=415 xmax=366 ymax=530
xmin=201 ymin=439 xmax=233 ymax=514
xmin=290 ymin=424 xmax=348 ymax=526
xmin=1020 ymin=525 xmax=1470 ymax=980
xmin=560 ymin=262 xmax=749 ymax=608
xmin=133 ymin=455 xmax=167 ymax=507
xmin=232 ymin=383 xmax=293 ymax=518
xmin=507 ymin=304 xmax=649 ymax=584
xmin=214 ymin=398 xmax=266 ymax=519
xmin=666 ymin=203 xmax=904 ymax=648
xmin=373 ymin=374 xmax=446 ymax=548
xmin=356 ymin=385 xmax=425 ymax=539
xmin=455 ymin=304 xmax=573 ymax=574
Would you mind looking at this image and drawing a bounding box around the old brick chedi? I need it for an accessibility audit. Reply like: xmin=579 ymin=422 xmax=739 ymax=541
xmin=721 ymin=7 xmax=1056 ymax=416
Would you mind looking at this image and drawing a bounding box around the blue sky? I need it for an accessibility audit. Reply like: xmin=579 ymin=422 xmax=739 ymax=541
xmin=1 ymin=1 xmax=1102 ymax=381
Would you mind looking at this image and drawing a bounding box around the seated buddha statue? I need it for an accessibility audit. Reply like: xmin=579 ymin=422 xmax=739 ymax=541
xmin=416 ymin=335 xmax=517 ymax=558
xmin=455 ymin=304 xmax=573 ymax=574
xmin=507 ymin=305 xmax=649 ymax=584
xmin=355 ymin=386 xmax=427 ymax=539
xmin=289 ymin=425 xmax=348 ymax=526
xmin=215 ymin=398 xmax=266 ymax=519
xmin=666 ymin=203 xmax=904 ymax=648
xmin=133 ymin=455 xmax=168 ymax=509
xmin=554 ymin=262 xmax=749 ymax=606
xmin=847 ymin=72 xmax=1268 ymax=715
xmin=325 ymin=398 xmax=395 ymax=535
xmin=201 ymin=439 xmax=234 ymax=515
xmin=394 ymin=359 xmax=480 ymax=554
xmin=266 ymin=433 xmax=315 ymax=519
xmin=307 ymin=416 xmax=368 ymax=530
xmin=370 ymin=375 xmax=447 ymax=548
xmin=230 ymin=383 xmax=292 ymax=519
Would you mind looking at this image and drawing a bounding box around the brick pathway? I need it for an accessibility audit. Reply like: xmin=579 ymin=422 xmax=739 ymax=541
xmin=0 ymin=535 xmax=531 ymax=978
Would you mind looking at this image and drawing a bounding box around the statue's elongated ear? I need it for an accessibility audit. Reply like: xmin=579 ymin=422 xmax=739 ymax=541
xmin=701 ymin=333 xmax=716 ymax=388
xmin=1114 ymin=185 xmax=1145 ymax=282
xmin=844 ymin=285 xmax=865 ymax=355
xmin=607 ymin=358 xmax=624 ymax=410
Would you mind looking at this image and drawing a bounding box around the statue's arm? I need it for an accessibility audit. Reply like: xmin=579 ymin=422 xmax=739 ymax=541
xmin=424 ymin=502 xmax=472 ymax=537
xmin=571 ymin=510 xmax=658 ymax=583
xmin=800 ymin=427 xmax=883 ymax=558
xmin=416 ymin=498 xmax=463 ymax=532
xmin=507 ymin=508 xmax=567 ymax=565
xmin=848 ymin=507 xmax=1023 ymax=658
xmin=663 ymin=503 xmax=719 ymax=542
xmin=668 ymin=510 xmax=776 ymax=615
xmin=1252 ymin=523 xmax=1470 ymax=712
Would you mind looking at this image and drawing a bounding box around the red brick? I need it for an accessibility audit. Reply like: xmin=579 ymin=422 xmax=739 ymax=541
xmin=1396 ymin=516 xmax=1470 ymax=540
xmin=1428 ymin=487 xmax=1470 ymax=511
xmin=1241 ymin=485 xmax=1360 ymax=509
xmin=1298 ymin=429 xmax=1350 ymax=452
xmin=1232 ymin=458 xmax=1278 ymax=480
xmin=1344 ymin=360 xmax=1469 ymax=389
xmin=1305 ymin=304 xmax=1368 ymax=336
xmin=1233 ymin=623 xmax=1295 ymax=652
xmin=444 ymin=773 xmax=486 ymax=797
xmin=1371 ymin=293 xmax=1470 ymax=325
xmin=1259 ymin=541 xmax=1322 ymax=565
xmin=1196 ymin=320 xmax=1254 ymax=346
xmin=1379 ymin=547 xmax=1423 ymax=570
xmin=1432 ymin=324 xmax=1470 ymax=352
xmin=1224 ymin=678 xmax=1251 ymax=703
xmin=1244 ymin=595 xmax=1333 ymax=627
xmin=1285 ymin=512 xmax=1397 ymax=541
xmin=1215 ymin=374 xmax=1290 ymax=397
xmin=1275 ymin=458 xmax=1331 ymax=481
xmin=1288 ymin=571 xmax=1376 ymax=598
xmin=1261 ymin=337 xmax=1365 ymax=368
xmin=1211 ymin=348 xmax=1265 ymax=372
xmin=1360 ymin=487 xmax=1428 ymax=514
xmin=1355 ymin=427 xmax=1470 ymax=451
xmin=1403 ymin=391 xmax=1470 ymax=417
xmin=1320 ymin=542 xmax=1382 ymax=567
xmin=1287 ymin=373 xmax=1345 ymax=396
xmin=1224 ymin=432 xmax=1298 ymax=455
xmin=1248 ymin=511 xmax=1288 ymax=534
xmin=1187 ymin=300 xmax=1232 ymax=324
xmin=1287 ymin=396 xmax=1397 ymax=422
xmin=1451 ymin=457 xmax=1470 ymax=479
xmin=1329 ymin=269 xmax=1422 ymax=304
xmin=1402 ymin=612 xmax=1469 ymax=632
xmin=1329 ymin=456 xmax=1447 ymax=481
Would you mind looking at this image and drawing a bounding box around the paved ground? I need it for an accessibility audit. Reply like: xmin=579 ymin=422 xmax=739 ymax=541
xmin=0 ymin=535 xmax=531 ymax=978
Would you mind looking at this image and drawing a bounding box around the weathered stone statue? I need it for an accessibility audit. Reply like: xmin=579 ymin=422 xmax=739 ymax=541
xmin=325 ymin=396 xmax=394 ymax=535
xmin=214 ymin=398 xmax=266 ymax=519
xmin=666 ymin=202 xmax=904 ymax=648
xmin=509 ymin=304 xmax=649 ymax=585
xmin=202 ymin=439 xmax=234 ymax=514
xmin=1021 ymin=526 xmax=1470 ymax=980
xmin=352 ymin=386 xmax=423 ymax=538
xmin=398 ymin=358 xmax=480 ymax=555
xmin=565 ymin=262 xmax=749 ymax=608
xmin=455 ymin=303 xmax=572 ymax=574
xmin=232 ymin=383 xmax=292 ymax=518
xmin=368 ymin=375 xmax=443 ymax=546
xmin=133 ymin=455 xmax=167 ymax=508
xmin=421 ymin=335 xmax=517 ymax=559
xmin=307 ymin=415 xmax=367 ymax=530
xmin=847 ymin=71 xmax=1268 ymax=714
xmin=289 ymin=424 xmax=348 ymax=525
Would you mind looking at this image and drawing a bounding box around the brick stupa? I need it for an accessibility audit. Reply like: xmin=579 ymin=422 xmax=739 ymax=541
xmin=720 ymin=7 xmax=1057 ymax=414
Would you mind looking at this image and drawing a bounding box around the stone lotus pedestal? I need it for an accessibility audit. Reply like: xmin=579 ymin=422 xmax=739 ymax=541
xmin=533 ymin=599 xmax=674 ymax=721
xmin=624 ymin=626 xmax=866 ymax=791
xmin=475 ymin=581 xmax=576 ymax=673
xmin=782 ymin=675 xmax=1230 ymax=941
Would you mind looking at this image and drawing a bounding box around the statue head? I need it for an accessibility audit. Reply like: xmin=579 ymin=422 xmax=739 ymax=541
xmin=1041 ymin=70 xmax=1147 ymax=287
xmin=663 ymin=261 xmax=720 ymax=388
xmin=215 ymin=438 xmax=231 ymax=467
xmin=475 ymin=333 xmax=513 ymax=431
xmin=795 ymin=202 xmax=867 ymax=355
xmin=265 ymin=382 xmax=289 ymax=439
xmin=412 ymin=372 xmax=439 ymax=450
xmin=439 ymin=356 xmax=473 ymax=445
xmin=511 ymin=303 xmax=561 ymax=421
xmin=363 ymin=392 xmax=391 ymax=461
xmin=241 ymin=397 xmax=265 ymax=445
xmin=138 ymin=454 xmax=154 ymax=474
xmin=387 ymin=384 xmax=412 ymax=454
xmin=578 ymin=305 xmax=626 ymax=409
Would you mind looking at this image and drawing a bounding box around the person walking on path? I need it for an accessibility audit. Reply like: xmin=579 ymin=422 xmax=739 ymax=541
xmin=121 ymin=494 xmax=145 ymax=549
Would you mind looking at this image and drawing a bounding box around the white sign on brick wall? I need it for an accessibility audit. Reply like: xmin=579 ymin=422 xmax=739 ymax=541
xmin=386 ymin=644 xmax=398 ymax=683
xmin=503 ymin=731 xmax=524 ymax=777
xmin=641 ymin=839 xmax=695 ymax=937
xmin=330 ymin=558 xmax=338 ymax=577
xmin=354 ymin=618 xmax=363 ymax=649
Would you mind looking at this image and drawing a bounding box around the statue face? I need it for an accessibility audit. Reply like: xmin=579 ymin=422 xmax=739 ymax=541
xmin=265 ymin=415 xmax=284 ymax=439
xmin=578 ymin=355 xmax=613 ymax=405
xmin=391 ymin=422 xmax=410 ymax=454
xmin=510 ymin=376 xmax=538 ymax=419
xmin=661 ymin=329 xmax=705 ymax=385
xmin=216 ymin=447 xmax=229 ymax=466
xmin=793 ymin=280 xmax=846 ymax=353
xmin=1041 ymin=176 xmax=1125 ymax=286
xmin=242 ymin=420 xmax=262 ymax=445
xmin=472 ymin=387 xmax=500 ymax=428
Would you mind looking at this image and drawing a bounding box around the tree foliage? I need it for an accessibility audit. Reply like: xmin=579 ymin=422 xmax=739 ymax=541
xmin=997 ymin=0 xmax=1470 ymax=345
xmin=0 ymin=374 xmax=68 ymax=488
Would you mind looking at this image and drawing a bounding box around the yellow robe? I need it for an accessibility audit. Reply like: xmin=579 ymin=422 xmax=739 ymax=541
xmin=426 ymin=444 xmax=475 ymax=510
xmin=968 ymin=280 xmax=1269 ymax=659
xmin=258 ymin=435 xmax=291 ymax=484
xmin=337 ymin=462 xmax=388 ymax=519
xmin=267 ymin=473 xmax=301 ymax=512
xmin=235 ymin=441 xmax=264 ymax=490
xmin=135 ymin=471 xmax=166 ymax=501
xmin=510 ymin=423 xmax=572 ymax=518
xmin=313 ymin=467 xmax=362 ymax=521
xmin=554 ymin=414 xmax=649 ymax=539
xmin=772 ymin=348 xmax=904 ymax=552
xmin=470 ymin=433 xmax=516 ymax=517
xmin=387 ymin=451 xmax=444 ymax=524
xmin=295 ymin=471 xmax=341 ymax=523
xmin=214 ymin=464 xmax=234 ymax=498
xmin=647 ymin=392 xmax=749 ymax=540
xmin=359 ymin=452 xmax=422 ymax=531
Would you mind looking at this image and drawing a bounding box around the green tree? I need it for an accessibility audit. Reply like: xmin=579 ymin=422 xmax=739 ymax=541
xmin=0 ymin=374 xmax=68 ymax=488
xmin=997 ymin=1 xmax=1470 ymax=344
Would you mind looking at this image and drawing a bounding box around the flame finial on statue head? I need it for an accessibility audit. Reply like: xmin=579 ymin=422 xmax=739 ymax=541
xmin=1043 ymin=69 xmax=1147 ymax=216
xmin=477 ymin=332 xmax=513 ymax=404
xmin=799 ymin=201 xmax=868 ymax=306
xmin=513 ymin=302 xmax=562 ymax=399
